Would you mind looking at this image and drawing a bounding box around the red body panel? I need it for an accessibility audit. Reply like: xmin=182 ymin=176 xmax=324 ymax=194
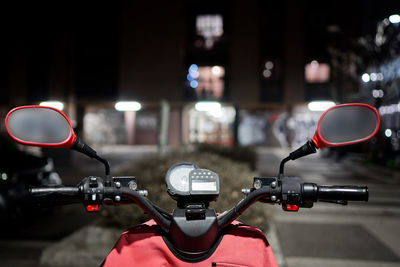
xmin=102 ymin=220 xmax=278 ymax=267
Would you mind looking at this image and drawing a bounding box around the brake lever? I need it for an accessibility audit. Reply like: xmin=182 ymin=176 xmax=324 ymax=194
xmin=319 ymin=200 xmax=348 ymax=205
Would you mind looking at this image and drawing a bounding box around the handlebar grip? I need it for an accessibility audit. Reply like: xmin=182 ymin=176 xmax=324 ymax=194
xmin=29 ymin=186 xmax=80 ymax=201
xmin=317 ymin=185 xmax=368 ymax=201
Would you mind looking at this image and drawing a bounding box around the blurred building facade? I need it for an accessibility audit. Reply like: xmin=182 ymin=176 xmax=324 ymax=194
xmin=0 ymin=1 xmax=399 ymax=149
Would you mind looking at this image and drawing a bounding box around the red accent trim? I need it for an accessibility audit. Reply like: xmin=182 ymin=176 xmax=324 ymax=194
xmin=285 ymin=204 xmax=299 ymax=211
xmin=5 ymin=105 xmax=76 ymax=148
xmin=312 ymin=103 xmax=380 ymax=149
xmin=86 ymin=205 xmax=99 ymax=212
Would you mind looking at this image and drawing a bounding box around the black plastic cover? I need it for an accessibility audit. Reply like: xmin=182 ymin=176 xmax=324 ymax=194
xmin=170 ymin=208 xmax=218 ymax=255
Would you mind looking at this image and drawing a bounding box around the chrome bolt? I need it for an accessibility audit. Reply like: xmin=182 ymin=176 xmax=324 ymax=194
xmin=115 ymin=182 xmax=121 ymax=188
xmin=128 ymin=181 xmax=137 ymax=191
xmin=138 ymin=190 xmax=148 ymax=197
xmin=271 ymin=195 xmax=277 ymax=202
xmin=242 ymin=188 xmax=251 ymax=195
xmin=115 ymin=195 xmax=121 ymax=202
xmin=254 ymin=180 xmax=262 ymax=189
xmin=271 ymin=181 xmax=277 ymax=188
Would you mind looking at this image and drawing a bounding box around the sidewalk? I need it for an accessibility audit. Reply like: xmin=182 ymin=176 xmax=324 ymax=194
xmin=347 ymin=161 xmax=400 ymax=185
xmin=256 ymin=147 xmax=400 ymax=267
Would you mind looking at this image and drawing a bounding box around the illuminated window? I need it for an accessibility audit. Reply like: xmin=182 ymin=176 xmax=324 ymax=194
xmin=186 ymin=104 xmax=236 ymax=146
xmin=305 ymin=60 xmax=330 ymax=83
xmin=262 ymin=61 xmax=275 ymax=79
xmin=187 ymin=64 xmax=225 ymax=100
xmin=196 ymin=14 xmax=223 ymax=49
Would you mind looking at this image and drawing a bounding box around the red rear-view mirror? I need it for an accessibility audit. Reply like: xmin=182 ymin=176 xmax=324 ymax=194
xmin=5 ymin=105 xmax=76 ymax=148
xmin=5 ymin=105 xmax=112 ymax=179
xmin=312 ymin=103 xmax=380 ymax=149
xmin=279 ymin=103 xmax=380 ymax=176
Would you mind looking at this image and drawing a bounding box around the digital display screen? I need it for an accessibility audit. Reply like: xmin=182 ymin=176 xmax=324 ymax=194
xmin=192 ymin=180 xmax=217 ymax=191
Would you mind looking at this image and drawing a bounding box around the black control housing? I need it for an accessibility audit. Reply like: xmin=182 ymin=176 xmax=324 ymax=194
xmin=169 ymin=208 xmax=218 ymax=256
xmin=80 ymin=176 xmax=104 ymax=205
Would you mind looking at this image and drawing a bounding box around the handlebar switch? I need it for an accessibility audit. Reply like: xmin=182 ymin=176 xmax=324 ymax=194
xmin=86 ymin=204 xmax=101 ymax=212
xmin=80 ymin=176 xmax=104 ymax=205
xmin=280 ymin=176 xmax=302 ymax=202
xmin=280 ymin=176 xmax=303 ymax=211
xmin=282 ymin=204 xmax=299 ymax=212
xmin=89 ymin=177 xmax=99 ymax=188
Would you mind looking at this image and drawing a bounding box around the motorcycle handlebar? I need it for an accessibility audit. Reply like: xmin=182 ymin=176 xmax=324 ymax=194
xmin=28 ymin=179 xmax=368 ymax=232
xmin=317 ymin=185 xmax=368 ymax=201
xmin=30 ymin=186 xmax=80 ymax=200
xmin=219 ymin=181 xmax=368 ymax=228
xmin=301 ymin=183 xmax=369 ymax=202
xmin=29 ymin=185 xmax=171 ymax=231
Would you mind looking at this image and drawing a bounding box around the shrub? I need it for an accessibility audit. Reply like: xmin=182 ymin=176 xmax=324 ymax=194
xmin=197 ymin=144 xmax=257 ymax=169
xmin=98 ymin=151 xmax=273 ymax=232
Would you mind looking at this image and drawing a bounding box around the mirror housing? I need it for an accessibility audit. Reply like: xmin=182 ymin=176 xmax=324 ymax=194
xmin=279 ymin=103 xmax=380 ymax=176
xmin=312 ymin=103 xmax=380 ymax=149
xmin=5 ymin=105 xmax=76 ymax=148
xmin=5 ymin=105 xmax=111 ymax=182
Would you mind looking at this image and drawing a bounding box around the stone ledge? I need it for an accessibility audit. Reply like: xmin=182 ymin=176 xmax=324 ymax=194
xmin=39 ymin=226 xmax=121 ymax=267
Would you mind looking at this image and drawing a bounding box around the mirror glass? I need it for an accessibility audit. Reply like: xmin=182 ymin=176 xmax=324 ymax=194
xmin=6 ymin=107 xmax=73 ymax=145
xmin=318 ymin=105 xmax=379 ymax=145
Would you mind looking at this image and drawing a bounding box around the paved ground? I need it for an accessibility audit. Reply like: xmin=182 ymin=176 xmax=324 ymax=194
xmin=256 ymin=147 xmax=400 ymax=267
xmin=1 ymin=145 xmax=399 ymax=266
xmin=0 ymin=145 xmax=157 ymax=267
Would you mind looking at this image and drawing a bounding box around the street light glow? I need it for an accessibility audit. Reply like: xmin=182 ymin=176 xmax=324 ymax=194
xmin=265 ymin=61 xmax=274 ymax=69
xmin=190 ymin=80 xmax=198 ymax=88
xmin=307 ymin=101 xmax=336 ymax=112
xmin=389 ymin=14 xmax=400 ymax=24
xmin=115 ymin=101 xmax=142 ymax=111
xmin=362 ymin=73 xmax=370 ymax=83
xmin=211 ymin=66 xmax=222 ymax=76
xmin=195 ymin=101 xmax=222 ymax=117
xmin=385 ymin=129 xmax=392 ymax=138
xmin=263 ymin=69 xmax=272 ymax=78
xmin=372 ymin=89 xmax=384 ymax=98
xmin=195 ymin=101 xmax=221 ymax=112
xmin=39 ymin=101 xmax=64 ymax=111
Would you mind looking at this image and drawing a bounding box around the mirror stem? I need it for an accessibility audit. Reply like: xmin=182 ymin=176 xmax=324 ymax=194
xmin=278 ymin=140 xmax=317 ymax=177
xmin=94 ymin=154 xmax=111 ymax=181
xmin=279 ymin=157 xmax=290 ymax=178
xmin=71 ymin=136 xmax=112 ymax=186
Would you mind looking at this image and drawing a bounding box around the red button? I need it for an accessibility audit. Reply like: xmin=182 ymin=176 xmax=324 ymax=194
xmin=286 ymin=204 xmax=299 ymax=211
xmin=86 ymin=204 xmax=99 ymax=212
